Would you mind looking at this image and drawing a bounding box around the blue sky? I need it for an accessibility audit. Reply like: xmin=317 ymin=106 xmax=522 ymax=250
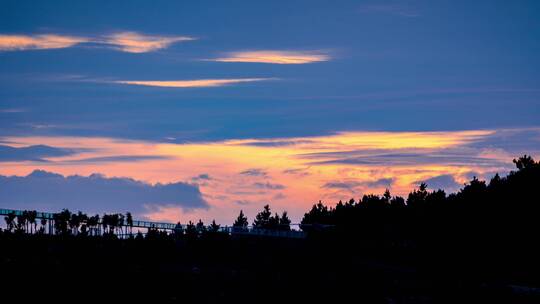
xmin=1 ymin=0 xmax=539 ymax=142
xmin=1 ymin=1 xmax=539 ymax=223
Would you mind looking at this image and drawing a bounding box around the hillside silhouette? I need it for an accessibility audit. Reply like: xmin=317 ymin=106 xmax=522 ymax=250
xmin=1 ymin=155 xmax=539 ymax=303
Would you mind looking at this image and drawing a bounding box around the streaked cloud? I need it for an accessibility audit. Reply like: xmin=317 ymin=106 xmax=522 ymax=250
xmin=323 ymin=178 xmax=393 ymax=191
xmin=253 ymin=182 xmax=285 ymax=190
xmin=115 ymin=78 xmax=273 ymax=88
xmin=0 ymin=108 xmax=26 ymax=113
xmin=1 ymin=128 xmax=538 ymax=224
xmin=193 ymin=173 xmax=212 ymax=181
xmin=235 ymin=200 xmax=253 ymax=206
xmin=104 ymin=31 xmax=194 ymax=53
xmin=0 ymin=144 xmax=76 ymax=162
xmin=66 ymin=155 xmax=172 ymax=163
xmin=209 ymin=50 xmax=330 ymax=64
xmin=239 ymin=139 xmax=316 ymax=147
xmin=305 ymin=150 xmax=510 ymax=167
xmin=0 ymin=34 xmax=88 ymax=51
xmin=239 ymin=168 xmax=268 ymax=177
xmin=0 ymin=31 xmax=194 ymax=53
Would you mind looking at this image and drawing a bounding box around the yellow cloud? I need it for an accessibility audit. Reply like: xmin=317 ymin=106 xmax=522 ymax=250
xmin=0 ymin=34 xmax=88 ymax=51
xmin=105 ymin=32 xmax=195 ymax=53
xmin=1 ymin=129 xmax=527 ymax=224
xmin=116 ymin=78 xmax=274 ymax=88
xmin=0 ymin=31 xmax=194 ymax=53
xmin=209 ymin=50 xmax=331 ymax=64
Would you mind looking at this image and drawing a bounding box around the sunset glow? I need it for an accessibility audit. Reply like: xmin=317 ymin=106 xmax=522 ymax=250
xmin=1 ymin=1 xmax=539 ymax=228
xmin=2 ymin=128 xmax=532 ymax=224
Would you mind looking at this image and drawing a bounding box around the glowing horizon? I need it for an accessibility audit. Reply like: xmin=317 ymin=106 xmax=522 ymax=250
xmin=2 ymin=128 xmax=534 ymax=225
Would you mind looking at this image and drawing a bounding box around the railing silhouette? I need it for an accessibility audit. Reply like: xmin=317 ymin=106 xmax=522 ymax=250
xmin=0 ymin=208 xmax=306 ymax=239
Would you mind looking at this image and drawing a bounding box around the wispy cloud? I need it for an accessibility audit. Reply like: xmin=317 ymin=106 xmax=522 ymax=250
xmin=323 ymin=178 xmax=393 ymax=191
xmin=239 ymin=168 xmax=268 ymax=177
xmin=304 ymin=150 xmax=512 ymax=168
xmin=235 ymin=200 xmax=253 ymax=206
xmin=0 ymin=144 xmax=76 ymax=162
xmin=104 ymin=32 xmax=194 ymax=53
xmin=115 ymin=78 xmax=273 ymax=88
xmin=2 ymin=128 xmax=538 ymax=223
xmin=208 ymin=50 xmax=331 ymax=64
xmin=0 ymin=108 xmax=26 ymax=113
xmin=192 ymin=173 xmax=212 ymax=181
xmin=0 ymin=31 xmax=194 ymax=53
xmin=239 ymin=139 xmax=316 ymax=147
xmin=65 ymin=155 xmax=172 ymax=163
xmin=253 ymin=182 xmax=286 ymax=190
xmin=0 ymin=34 xmax=88 ymax=51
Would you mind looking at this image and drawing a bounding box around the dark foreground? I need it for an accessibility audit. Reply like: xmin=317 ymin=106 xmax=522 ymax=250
xmin=1 ymin=232 xmax=539 ymax=304
xmin=2 ymin=156 xmax=540 ymax=303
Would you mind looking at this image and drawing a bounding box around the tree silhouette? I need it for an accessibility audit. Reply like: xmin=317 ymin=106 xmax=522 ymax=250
xmin=174 ymin=221 xmax=183 ymax=236
xmin=54 ymin=209 xmax=71 ymax=235
xmin=101 ymin=213 xmax=109 ymax=234
xmin=4 ymin=211 xmax=16 ymax=232
xmin=406 ymin=183 xmax=429 ymax=208
xmin=513 ymin=154 xmax=535 ymax=170
xmin=39 ymin=218 xmax=47 ymax=234
xmin=196 ymin=219 xmax=206 ymax=234
xmin=233 ymin=210 xmax=249 ymax=231
xmin=126 ymin=212 xmax=133 ymax=236
xmin=185 ymin=221 xmax=197 ymax=238
xmin=208 ymin=220 xmax=220 ymax=233
xmin=87 ymin=215 xmax=99 ymax=236
xmin=27 ymin=210 xmax=37 ymax=234
xmin=16 ymin=212 xmax=27 ymax=233
xmin=118 ymin=214 xmax=125 ymax=235
xmin=253 ymin=205 xmax=272 ymax=229
xmin=278 ymin=211 xmax=291 ymax=231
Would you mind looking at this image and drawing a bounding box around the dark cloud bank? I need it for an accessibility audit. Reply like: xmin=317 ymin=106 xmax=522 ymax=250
xmin=416 ymin=174 xmax=461 ymax=192
xmin=0 ymin=170 xmax=208 ymax=215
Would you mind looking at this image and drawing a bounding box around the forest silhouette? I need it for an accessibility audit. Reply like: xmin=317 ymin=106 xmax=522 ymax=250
xmin=1 ymin=155 xmax=539 ymax=303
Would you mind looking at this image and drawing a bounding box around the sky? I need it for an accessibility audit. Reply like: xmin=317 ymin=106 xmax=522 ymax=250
xmin=1 ymin=0 xmax=539 ymax=225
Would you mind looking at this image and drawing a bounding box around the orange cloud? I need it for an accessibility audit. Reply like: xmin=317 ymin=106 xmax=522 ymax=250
xmin=1 ymin=129 xmax=533 ymax=224
xmin=209 ymin=50 xmax=331 ymax=64
xmin=115 ymin=78 xmax=274 ymax=88
xmin=0 ymin=34 xmax=88 ymax=51
xmin=0 ymin=31 xmax=194 ymax=53
xmin=104 ymin=32 xmax=195 ymax=53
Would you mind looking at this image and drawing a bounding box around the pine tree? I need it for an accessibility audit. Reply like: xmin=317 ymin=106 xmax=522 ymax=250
xmin=253 ymin=205 xmax=272 ymax=229
xmin=233 ymin=210 xmax=249 ymax=230
xmin=279 ymin=211 xmax=291 ymax=231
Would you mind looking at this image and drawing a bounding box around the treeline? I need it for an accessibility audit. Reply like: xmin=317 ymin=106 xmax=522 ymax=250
xmin=3 ymin=205 xmax=294 ymax=238
xmin=4 ymin=155 xmax=539 ymax=241
xmin=301 ymin=155 xmax=539 ymax=239
xmin=3 ymin=209 xmax=135 ymax=236
xmin=300 ymin=155 xmax=540 ymax=284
